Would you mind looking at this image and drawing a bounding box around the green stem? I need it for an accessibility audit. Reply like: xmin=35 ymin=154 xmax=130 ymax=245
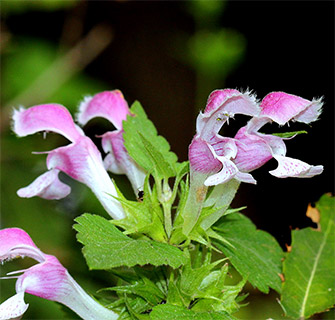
xmin=181 ymin=172 xmax=208 ymax=236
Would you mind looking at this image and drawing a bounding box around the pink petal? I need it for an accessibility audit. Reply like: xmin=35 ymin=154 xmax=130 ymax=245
xmin=102 ymin=131 xmax=146 ymax=193
xmin=260 ymin=92 xmax=322 ymax=125
xmin=16 ymin=255 xmax=118 ymax=319
xmin=204 ymin=158 xmax=239 ymax=186
xmin=210 ymin=136 xmax=238 ymax=159
xmin=294 ymin=97 xmax=323 ymax=124
xmin=204 ymin=144 xmax=256 ymax=185
xmin=233 ymin=127 xmax=274 ymax=172
xmin=0 ymin=228 xmax=44 ymax=263
xmin=270 ymin=155 xmax=324 ymax=178
xmin=204 ymin=155 xmax=256 ymax=186
xmin=17 ymin=255 xmax=68 ymax=301
xmin=17 ymin=169 xmax=71 ymax=200
xmin=188 ymin=138 xmax=222 ymax=174
xmin=205 ymin=89 xmax=259 ymax=115
xmin=46 ymin=138 xmax=125 ymax=220
xmin=197 ymin=89 xmax=259 ymax=139
xmin=13 ymin=104 xmax=82 ymax=142
xmin=0 ymin=292 xmax=29 ymax=320
xmin=77 ymin=90 xmax=131 ymax=130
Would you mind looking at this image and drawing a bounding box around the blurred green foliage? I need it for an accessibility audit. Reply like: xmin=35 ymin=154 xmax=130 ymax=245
xmin=2 ymin=38 xmax=107 ymax=111
xmin=1 ymin=0 xmax=77 ymax=15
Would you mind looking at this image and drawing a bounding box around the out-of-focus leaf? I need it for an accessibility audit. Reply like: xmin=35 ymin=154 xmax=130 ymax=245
xmin=1 ymin=0 xmax=77 ymax=15
xmin=213 ymin=213 xmax=283 ymax=294
xmin=2 ymin=38 xmax=107 ymax=110
xmin=281 ymin=194 xmax=335 ymax=319
xmin=74 ymin=214 xmax=186 ymax=269
xmin=188 ymin=30 xmax=245 ymax=77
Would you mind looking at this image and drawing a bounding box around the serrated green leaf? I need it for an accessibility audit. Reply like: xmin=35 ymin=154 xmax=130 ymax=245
xmin=191 ymin=263 xmax=246 ymax=314
xmin=138 ymin=132 xmax=175 ymax=179
xmin=123 ymin=101 xmax=178 ymax=177
xmin=74 ymin=214 xmax=186 ymax=269
xmin=150 ymin=304 xmax=236 ymax=320
xmin=106 ymin=276 xmax=164 ymax=305
xmin=111 ymin=296 xmax=151 ymax=320
xmin=281 ymin=194 xmax=335 ymax=319
xmin=213 ymin=213 xmax=283 ymax=293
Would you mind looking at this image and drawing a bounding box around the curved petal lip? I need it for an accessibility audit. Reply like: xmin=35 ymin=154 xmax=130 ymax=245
xmin=260 ymin=92 xmax=322 ymax=125
xmin=76 ymin=90 xmax=131 ymax=129
xmin=13 ymin=104 xmax=82 ymax=142
xmin=17 ymin=169 xmax=71 ymax=200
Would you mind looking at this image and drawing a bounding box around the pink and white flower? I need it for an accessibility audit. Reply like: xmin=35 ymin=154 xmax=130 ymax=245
xmin=13 ymin=103 xmax=125 ymax=220
xmin=0 ymin=228 xmax=118 ymax=320
xmin=77 ymin=90 xmax=146 ymax=195
xmin=189 ymin=89 xmax=323 ymax=186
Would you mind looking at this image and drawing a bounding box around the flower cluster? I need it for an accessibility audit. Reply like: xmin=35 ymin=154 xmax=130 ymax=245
xmin=189 ymin=89 xmax=323 ymax=186
xmin=13 ymin=90 xmax=146 ymax=220
xmin=1 ymin=88 xmax=324 ymax=318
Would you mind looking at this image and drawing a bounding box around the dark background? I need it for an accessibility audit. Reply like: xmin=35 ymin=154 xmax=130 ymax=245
xmin=2 ymin=0 xmax=334 ymax=247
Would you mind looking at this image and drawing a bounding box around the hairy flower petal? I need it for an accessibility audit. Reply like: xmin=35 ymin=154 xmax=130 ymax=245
xmin=13 ymin=104 xmax=82 ymax=142
xmin=0 ymin=228 xmax=44 ymax=263
xmin=260 ymin=92 xmax=322 ymax=125
xmin=197 ymin=89 xmax=259 ymax=140
xmin=77 ymin=90 xmax=130 ymax=130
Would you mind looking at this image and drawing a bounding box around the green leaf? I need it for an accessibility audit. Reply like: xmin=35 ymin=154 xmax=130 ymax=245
xmin=109 ymin=296 xmax=151 ymax=320
xmin=123 ymin=101 xmax=178 ymax=178
xmin=166 ymin=272 xmax=185 ymax=307
xmin=281 ymin=194 xmax=335 ymax=319
xmin=269 ymin=130 xmax=307 ymax=138
xmin=150 ymin=304 xmax=236 ymax=320
xmin=191 ymin=263 xmax=246 ymax=314
xmin=138 ymin=133 xmax=175 ymax=179
xmin=112 ymin=176 xmax=167 ymax=242
xmin=213 ymin=213 xmax=283 ymax=293
xmin=106 ymin=276 xmax=164 ymax=306
xmin=74 ymin=214 xmax=186 ymax=269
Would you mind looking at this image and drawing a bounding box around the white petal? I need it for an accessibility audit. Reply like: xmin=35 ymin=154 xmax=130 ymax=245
xmin=0 ymin=292 xmax=28 ymax=320
xmin=17 ymin=169 xmax=71 ymax=200
xmin=270 ymin=155 xmax=324 ymax=178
